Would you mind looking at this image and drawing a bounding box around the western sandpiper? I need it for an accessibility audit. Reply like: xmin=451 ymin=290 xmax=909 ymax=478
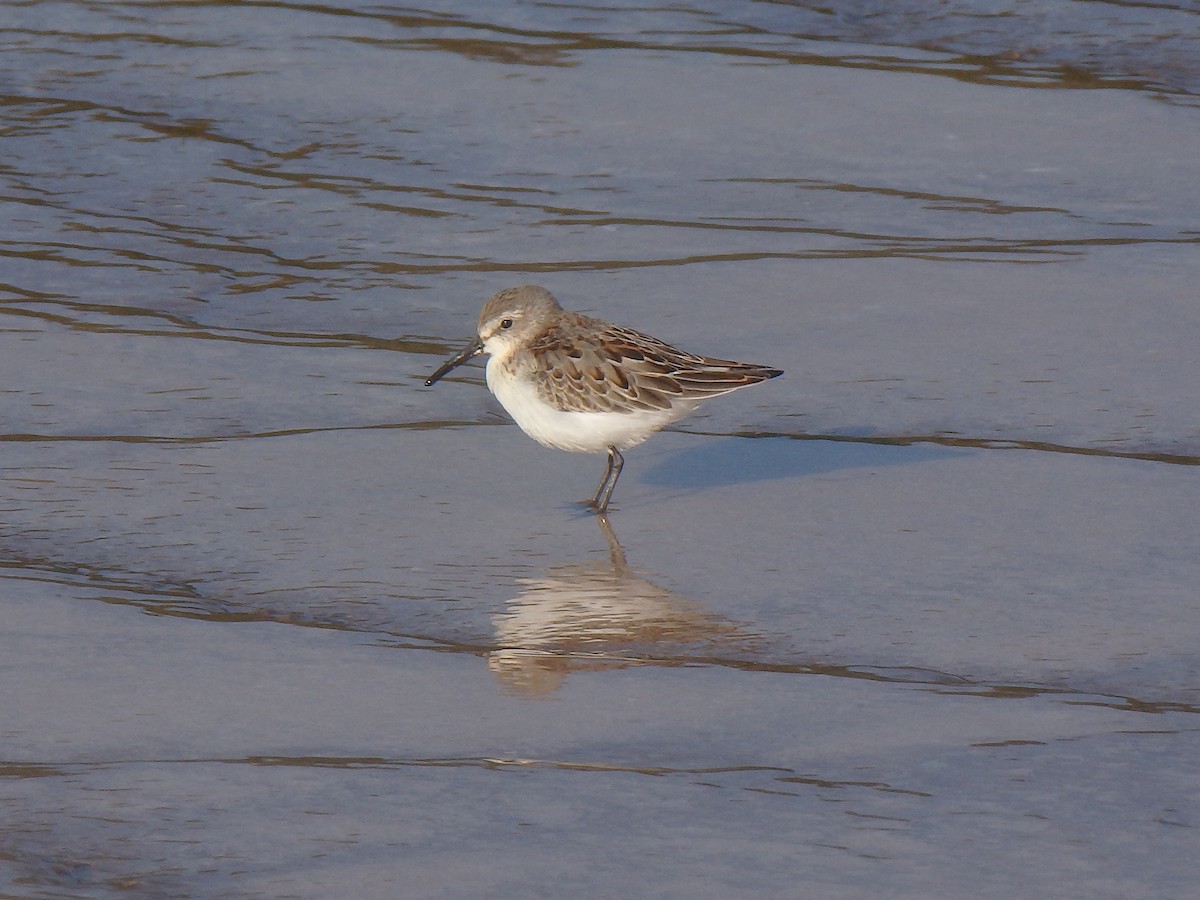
xmin=425 ymin=285 xmax=782 ymax=512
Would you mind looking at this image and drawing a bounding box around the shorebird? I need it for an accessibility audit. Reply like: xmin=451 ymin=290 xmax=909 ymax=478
xmin=425 ymin=285 xmax=782 ymax=512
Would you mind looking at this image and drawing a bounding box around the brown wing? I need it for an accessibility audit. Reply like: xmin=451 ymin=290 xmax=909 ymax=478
xmin=527 ymin=317 xmax=781 ymax=414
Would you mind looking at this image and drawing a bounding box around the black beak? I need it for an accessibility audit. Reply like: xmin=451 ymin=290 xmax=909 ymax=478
xmin=425 ymin=338 xmax=484 ymax=386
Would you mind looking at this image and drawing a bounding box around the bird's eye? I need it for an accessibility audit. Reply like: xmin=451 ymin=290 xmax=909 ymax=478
xmin=500 ymin=318 xmax=514 ymax=329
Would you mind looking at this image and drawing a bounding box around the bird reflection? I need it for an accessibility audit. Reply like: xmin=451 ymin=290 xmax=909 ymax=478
xmin=487 ymin=515 xmax=760 ymax=695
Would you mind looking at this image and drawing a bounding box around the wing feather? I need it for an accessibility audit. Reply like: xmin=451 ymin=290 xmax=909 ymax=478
xmin=526 ymin=316 xmax=780 ymax=414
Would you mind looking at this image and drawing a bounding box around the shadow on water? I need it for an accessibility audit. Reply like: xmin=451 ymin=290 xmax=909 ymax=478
xmin=643 ymin=435 xmax=963 ymax=489
xmin=645 ymin=432 xmax=1200 ymax=496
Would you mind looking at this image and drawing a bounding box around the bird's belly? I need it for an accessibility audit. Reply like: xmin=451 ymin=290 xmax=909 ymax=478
xmin=487 ymin=367 xmax=687 ymax=453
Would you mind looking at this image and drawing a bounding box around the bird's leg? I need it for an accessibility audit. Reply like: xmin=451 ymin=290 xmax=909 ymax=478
xmin=586 ymin=448 xmax=616 ymax=509
xmin=589 ymin=445 xmax=624 ymax=513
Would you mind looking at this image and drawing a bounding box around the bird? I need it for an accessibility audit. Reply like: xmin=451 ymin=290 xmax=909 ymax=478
xmin=424 ymin=285 xmax=782 ymax=512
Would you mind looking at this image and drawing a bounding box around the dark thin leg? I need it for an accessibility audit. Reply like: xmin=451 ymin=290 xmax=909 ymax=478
xmin=588 ymin=447 xmax=616 ymax=509
xmin=589 ymin=445 xmax=624 ymax=513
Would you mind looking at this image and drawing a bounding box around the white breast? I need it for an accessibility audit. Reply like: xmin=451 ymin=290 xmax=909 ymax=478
xmin=485 ymin=360 xmax=694 ymax=453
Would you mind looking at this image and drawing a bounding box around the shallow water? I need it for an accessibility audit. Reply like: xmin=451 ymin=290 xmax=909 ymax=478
xmin=2 ymin=2 xmax=1199 ymax=897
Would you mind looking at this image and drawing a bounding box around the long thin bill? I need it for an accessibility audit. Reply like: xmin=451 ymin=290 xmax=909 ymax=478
xmin=425 ymin=339 xmax=484 ymax=386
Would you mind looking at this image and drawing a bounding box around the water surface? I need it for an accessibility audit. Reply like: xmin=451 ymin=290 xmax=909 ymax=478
xmin=2 ymin=2 xmax=1198 ymax=897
